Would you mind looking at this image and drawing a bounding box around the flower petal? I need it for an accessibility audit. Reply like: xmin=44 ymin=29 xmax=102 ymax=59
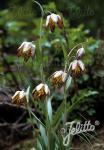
xmin=53 ymin=70 xmax=63 ymax=78
xmin=44 ymin=84 xmax=50 ymax=95
xmin=12 ymin=91 xmax=20 ymax=101
xmin=76 ymin=47 xmax=85 ymax=59
xmin=35 ymin=83 xmax=44 ymax=91
xmin=46 ymin=15 xmax=51 ymax=27
xmin=51 ymin=13 xmax=58 ymax=22
xmin=71 ymin=60 xmax=78 ymax=70
xmin=57 ymin=15 xmax=63 ymax=28
xmin=62 ymin=72 xmax=67 ymax=82
xmin=49 ymin=17 xmax=55 ymax=32
xmin=78 ymin=60 xmax=85 ymax=71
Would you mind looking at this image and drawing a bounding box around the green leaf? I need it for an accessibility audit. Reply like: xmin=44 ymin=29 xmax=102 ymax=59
xmin=37 ymin=139 xmax=43 ymax=150
xmin=52 ymin=100 xmax=70 ymax=130
xmin=66 ymin=76 xmax=72 ymax=90
xmin=26 ymin=86 xmax=30 ymax=103
xmin=47 ymin=97 xmax=53 ymax=124
xmin=39 ymin=124 xmax=48 ymax=147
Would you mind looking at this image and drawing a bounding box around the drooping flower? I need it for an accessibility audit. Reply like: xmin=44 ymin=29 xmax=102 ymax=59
xmin=11 ymin=90 xmax=27 ymax=105
xmin=76 ymin=47 xmax=85 ymax=59
xmin=50 ymin=70 xmax=67 ymax=87
xmin=17 ymin=42 xmax=36 ymax=62
xmin=70 ymin=60 xmax=85 ymax=76
xmin=45 ymin=13 xmax=63 ymax=32
xmin=32 ymin=83 xmax=50 ymax=99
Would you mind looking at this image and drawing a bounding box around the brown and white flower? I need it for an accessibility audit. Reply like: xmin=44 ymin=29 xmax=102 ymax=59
xmin=46 ymin=13 xmax=63 ymax=32
xmin=11 ymin=90 xmax=27 ymax=105
xmin=50 ymin=70 xmax=67 ymax=86
xmin=32 ymin=83 xmax=50 ymax=99
xmin=76 ymin=47 xmax=85 ymax=59
xmin=17 ymin=42 xmax=36 ymax=62
xmin=70 ymin=60 xmax=85 ymax=76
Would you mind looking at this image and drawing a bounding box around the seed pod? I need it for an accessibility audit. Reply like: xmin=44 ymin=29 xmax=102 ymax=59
xmin=76 ymin=47 xmax=85 ymax=59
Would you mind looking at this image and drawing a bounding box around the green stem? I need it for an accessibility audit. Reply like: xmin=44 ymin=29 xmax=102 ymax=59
xmin=30 ymin=108 xmax=46 ymax=128
xmin=26 ymin=104 xmax=36 ymax=130
xmin=63 ymin=86 xmax=67 ymax=124
xmin=61 ymin=36 xmax=69 ymax=124
xmin=33 ymin=0 xmax=44 ymax=82
xmin=68 ymin=40 xmax=88 ymax=57
xmin=33 ymin=0 xmax=44 ymax=16
xmin=63 ymin=25 xmax=69 ymax=48
xmin=44 ymin=98 xmax=50 ymax=150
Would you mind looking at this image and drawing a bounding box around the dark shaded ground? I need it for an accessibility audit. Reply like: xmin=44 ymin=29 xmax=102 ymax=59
xmin=73 ymin=126 xmax=104 ymax=150
xmin=0 ymin=87 xmax=33 ymax=150
xmin=4 ymin=125 xmax=104 ymax=150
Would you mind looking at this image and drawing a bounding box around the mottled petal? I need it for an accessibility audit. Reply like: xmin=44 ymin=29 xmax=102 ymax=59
xmin=62 ymin=72 xmax=67 ymax=82
xmin=50 ymin=13 xmax=58 ymax=22
xmin=49 ymin=17 xmax=55 ymax=32
xmin=18 ymin=42 xmax=26 ymax=50
xmin=78 ymin=60 xmax=85 ymax=71
xmin=12 ymin=91 xmax=20 ymax=101
xmin=31 ymin=44 xmax=36 ymax=58
xmin=17 ymin=48 xmax=23 ymax=57
xmin=71 ymin=60 xmax=78 ymax=70
xmin=35 ymin=83 xmax=44 ymax=91
xmin=19 ymin=90 xmax=26 ymax=99
xmin=57 ymin=15 xmax=63 ymax=28
xmin=54 ymin=70 xmax=63 ymax=78
xmin=23 ymin=42 xmax=31 ymax=52
xmin=46 ymin=15 xmax=51 ymax=27
xmin=44 ymin=84 xmax=50 ymax=95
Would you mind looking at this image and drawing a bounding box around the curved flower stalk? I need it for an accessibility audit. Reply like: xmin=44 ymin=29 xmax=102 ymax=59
xmin=68 ymin=40 xmax=88 ymax=58
xmin=33 ymin=0 xmax=45 ymax=82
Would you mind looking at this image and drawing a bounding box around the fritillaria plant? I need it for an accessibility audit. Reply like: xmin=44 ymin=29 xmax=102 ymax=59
xmin=11 ymin=1 xmax=89 ymax=149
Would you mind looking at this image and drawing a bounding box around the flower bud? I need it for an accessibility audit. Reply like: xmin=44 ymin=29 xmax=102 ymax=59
xmin=50 ymin=70 xmax=67 ymax=87
xmin=32 ymin=83 xmax=50 ymax=99
xmin=17 ymin=42 xmax=36 ymax=62
xmin=12 ymin=90 xmax=27 ymax=105
xmin=70 ymin=60 xmax=85 ymax=76
xmin=76 ymin=47 xmax=85 ymax=59
xmin=46 ymin=13 xmax=63 ymax=32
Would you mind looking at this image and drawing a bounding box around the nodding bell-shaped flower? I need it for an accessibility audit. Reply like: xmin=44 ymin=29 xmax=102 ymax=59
xmin=12 ymin=90 xmax=27 ymax=105
xmin=50 ymin=70 xmax=67 ymax=87
xmin=17 ymin=42 xmax=36 ymax=62
xmin=70 ymin=60 xmax=85 ymax=76
xmin=32 ymin=83 xmax=50 ymax=99
xmin=76 ymin=47 xmax=85 ymax=59
xmin=45 ymin=13 xmax=63 ymax=32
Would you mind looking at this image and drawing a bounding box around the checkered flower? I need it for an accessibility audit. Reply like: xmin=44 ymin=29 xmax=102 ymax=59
xmin=46 ymin=13 xmax=63 ymax=32
xmin=17 ymin=42 xmax=36 ymax=62
xmin=32 ymin=83 xmax=50 ymax=99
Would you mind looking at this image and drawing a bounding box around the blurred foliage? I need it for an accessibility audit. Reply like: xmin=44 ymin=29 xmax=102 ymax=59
xmin=0 ymin=1 xmax=104 ymax=149
xmin=0 ymin=0 xmax=103 ymax=133
xmin=0 ymin=0 xmax=104 ymax=37
xmin=0 ymin=1 xmax=100 ymax=118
